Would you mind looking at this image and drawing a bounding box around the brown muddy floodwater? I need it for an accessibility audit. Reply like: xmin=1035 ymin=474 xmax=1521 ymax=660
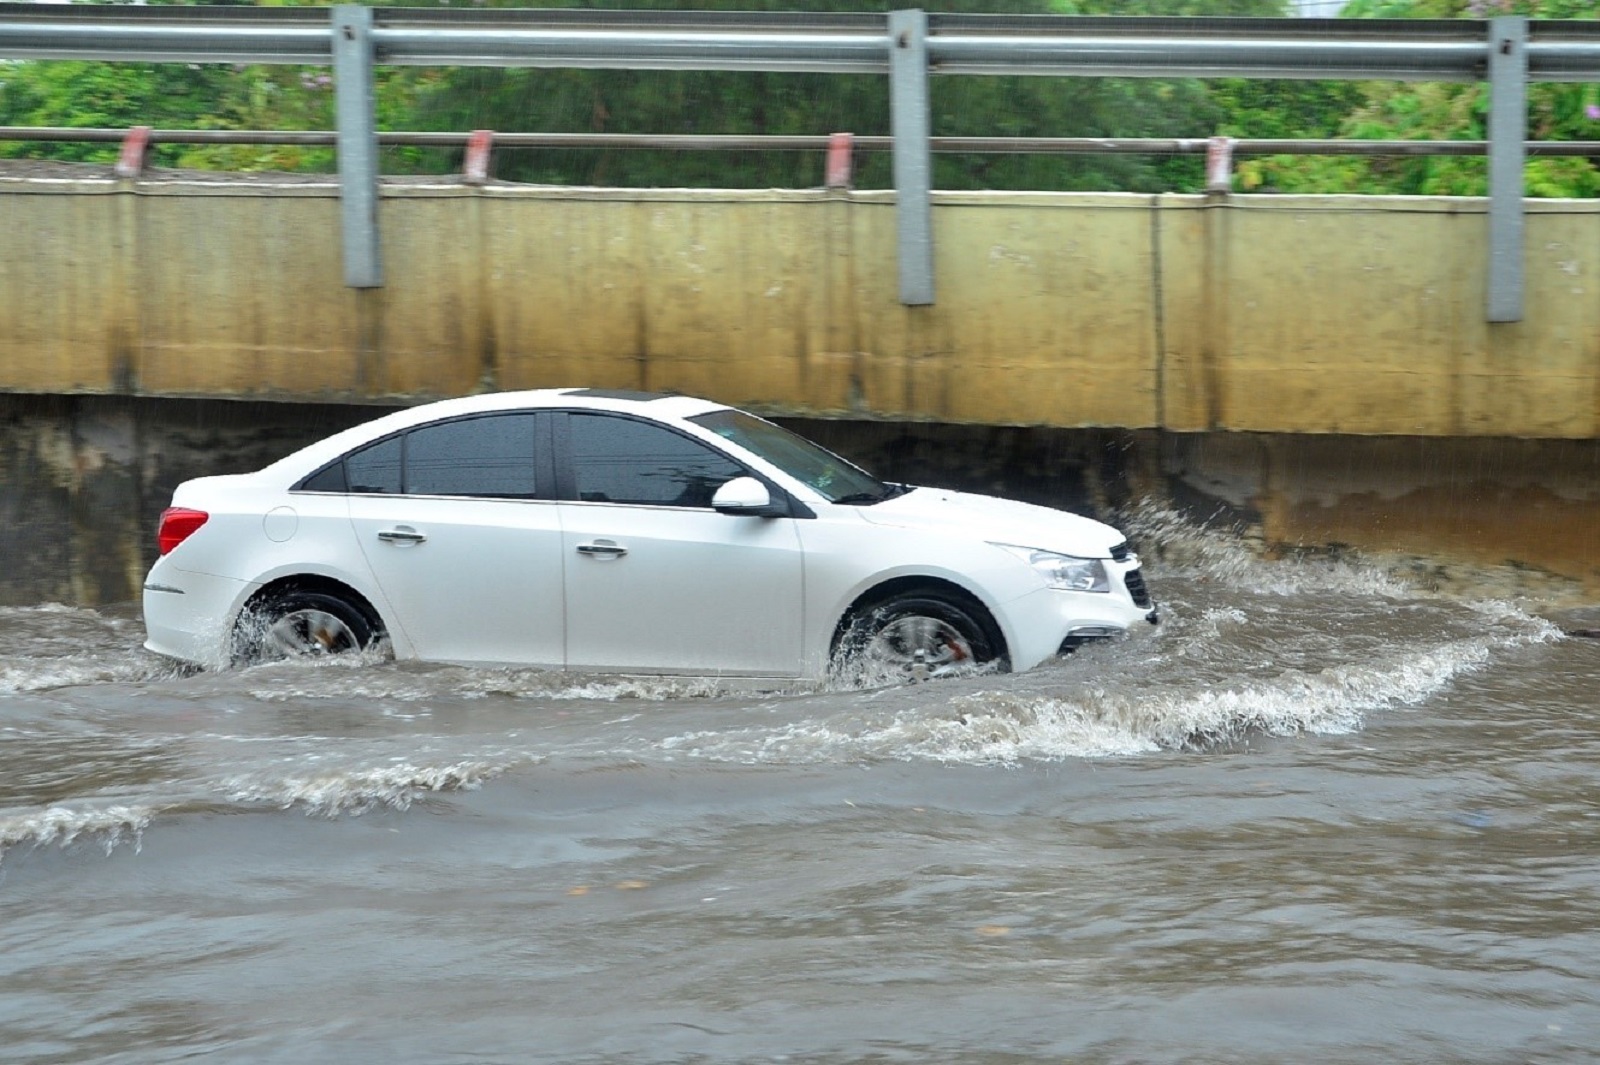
xmin=1 ymin=514 xmax=1597 ymax=1064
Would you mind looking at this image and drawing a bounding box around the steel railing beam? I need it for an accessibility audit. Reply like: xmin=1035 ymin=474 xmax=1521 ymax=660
xmin=5 ymin=5 xmax=1600 ymax=81
xmin=13 ymin=127 xmax=1600 ymax=158
xmin=4 ymin=4 xmax=1590 ymax=317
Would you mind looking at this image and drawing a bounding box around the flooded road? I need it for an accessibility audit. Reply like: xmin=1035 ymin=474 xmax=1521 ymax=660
xmin=2 ymin=518 xmax=1597 ymax=1064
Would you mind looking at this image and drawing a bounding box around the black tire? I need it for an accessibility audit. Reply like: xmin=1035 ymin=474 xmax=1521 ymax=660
xmin=834 ymin=591 xmax=1004 ymax=683
xmin=233 ymin=590 xmax=375 ymax=665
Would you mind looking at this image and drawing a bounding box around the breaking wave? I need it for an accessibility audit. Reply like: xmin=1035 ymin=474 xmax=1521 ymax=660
xmin=0 ymin=604 xmax=177 ymax=693
xmin=230 ymin=663 xmax=741 ymax=706
xmin=215 ymin=758 xmax=522 ymax=817
xmin=0 ymin=803 xmax=153 ymax=866
xmin=661 ymin=617 xmax=1559 ymax=766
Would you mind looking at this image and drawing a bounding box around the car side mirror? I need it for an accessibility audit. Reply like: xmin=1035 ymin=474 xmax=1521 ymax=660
xmin=712 ymin=476 xmax=784 ymax=517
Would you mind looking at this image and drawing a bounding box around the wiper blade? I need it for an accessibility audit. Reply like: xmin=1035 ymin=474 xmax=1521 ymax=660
xmin=832 ymin=484 xmax=913 ymax=505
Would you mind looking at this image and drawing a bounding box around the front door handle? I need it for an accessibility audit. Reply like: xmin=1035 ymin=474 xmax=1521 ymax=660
xmin=377 ymin=527 xmax=427 ymax=545
xmin=576 ymin=539 xmax=627 ymax=559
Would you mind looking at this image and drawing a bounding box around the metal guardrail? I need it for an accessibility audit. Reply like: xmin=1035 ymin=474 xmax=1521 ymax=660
xmin=3 ymin=5 xmax=1598 ymax=79
xmin=10 ymin=126 xmax=1600 ymax=158
xmin=0 ymin=5 xmax=1575 ymax=318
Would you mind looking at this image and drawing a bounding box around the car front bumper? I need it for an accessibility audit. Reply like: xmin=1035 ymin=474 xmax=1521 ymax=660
xmin=1000 ymin=571 xmax=1157 ymax=673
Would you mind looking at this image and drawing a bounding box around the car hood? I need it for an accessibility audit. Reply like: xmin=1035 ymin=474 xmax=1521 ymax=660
xmin=853 ymin=487 xmax=1128 ymax=558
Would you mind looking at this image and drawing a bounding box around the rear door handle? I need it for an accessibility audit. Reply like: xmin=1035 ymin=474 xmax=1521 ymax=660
xmin=576 ymin=539 xmax=627 ymax=559
xmin=377 ymin=527 xmax=427 ymax=545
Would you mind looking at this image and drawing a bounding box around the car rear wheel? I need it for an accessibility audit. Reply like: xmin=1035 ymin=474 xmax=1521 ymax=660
xmin=836 ymin=591 xmax=1003 ymax=683
xmin=234 ymin=591 xmax=375 ymax=664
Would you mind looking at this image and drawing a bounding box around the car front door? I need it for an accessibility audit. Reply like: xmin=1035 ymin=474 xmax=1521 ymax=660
xmin=556 ymin=411 xmax=805 ymax=677
xmin=341 ymin=412 xmax=566 ymax=667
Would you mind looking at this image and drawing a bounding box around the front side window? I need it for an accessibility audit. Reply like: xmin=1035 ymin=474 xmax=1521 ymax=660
xmin=568 ymin=413 xmax=745 ymax=508
xmin=689 ymin=408 xmax=889 ymax=503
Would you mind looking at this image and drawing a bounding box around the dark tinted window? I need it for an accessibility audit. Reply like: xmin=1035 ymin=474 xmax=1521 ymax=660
xmin=300 ymin=462 xmax=347 ymax=493
xmin=406 ymin=415 xmax=537 ymax=498
xmin=690 ymin=408 xmax=887 ymax=503
xmin=569 ymin=413 xmax=744 ymax=508
xmin=345 ymin=435 xmax=403 ymax=495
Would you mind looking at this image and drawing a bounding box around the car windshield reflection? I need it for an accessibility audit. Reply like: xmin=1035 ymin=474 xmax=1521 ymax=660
xmin=690 ymin=409 xmax=897 ymax=504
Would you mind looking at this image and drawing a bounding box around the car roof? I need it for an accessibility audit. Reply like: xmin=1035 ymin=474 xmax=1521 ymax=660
xmin=262 ymin=388 xmax=734 ymax=479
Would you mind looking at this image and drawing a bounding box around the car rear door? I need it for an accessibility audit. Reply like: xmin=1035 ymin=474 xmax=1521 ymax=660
xmin=341 ymin=412 xmax=566 ymax=667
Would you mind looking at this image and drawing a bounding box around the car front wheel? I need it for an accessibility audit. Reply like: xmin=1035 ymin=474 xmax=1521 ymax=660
xmin=233 ymin=590 xmax=375 ymax=664
xmin=835 ymin=591 xmax=1004 ymax=683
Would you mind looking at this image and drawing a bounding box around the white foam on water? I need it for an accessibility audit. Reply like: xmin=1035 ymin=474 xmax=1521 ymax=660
xmin=215 ymin=758 xmax=521 ymax=816
xmin=231 ymin=661 xmax=736 ymax=705
xmin=0 ymin=603 xmax=83 ymax=618
xmin=0 ymin=803 xmax=153 ymax=865
xmin=540 ymin=677 xmax=733 ymax=701
xmin=660 ymin=621 xmax=1557 ymax=766
xmin=0 ymin=604 xmax=177 ymax=692
xmin=0 ymin=655 xmax=177 ymax=694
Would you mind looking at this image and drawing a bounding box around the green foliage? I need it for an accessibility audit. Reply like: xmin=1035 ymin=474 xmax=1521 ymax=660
xmin=1 ymin=60 xmax=228 ymax=164
xmin=5 ymin=0 xmax=1600 ymax=196
xmin=1245 ymin=0 xmax=1600 ymax=196
xmin=405 ymin=0 xmax=1284 ymax=191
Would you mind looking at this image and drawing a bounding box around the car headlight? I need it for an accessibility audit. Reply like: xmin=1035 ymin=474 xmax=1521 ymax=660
xmin=993 ymin=544 xmax=1111 ymax=592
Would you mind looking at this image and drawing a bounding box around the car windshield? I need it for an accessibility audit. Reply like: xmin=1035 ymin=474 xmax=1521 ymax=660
xmin=689 ymin=409 xmax=900 ymax=504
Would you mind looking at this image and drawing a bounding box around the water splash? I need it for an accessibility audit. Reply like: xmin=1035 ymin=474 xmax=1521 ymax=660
xmin=661 ymin=611 xmax=1558 ymax=766
xmin=229 ymin=662 xmax=742 ymax=705
xmin=216 ymin=758 xmax=519 ymax=816
xmin=1120 ymin=501 xmax=1416 ymax=598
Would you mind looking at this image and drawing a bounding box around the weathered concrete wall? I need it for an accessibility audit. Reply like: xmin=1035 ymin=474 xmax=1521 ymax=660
xmin=3 ymin=176 xmax=1596 ymax=605
xmin=1161 ymin=432 xmax=1600 ymax=593
xmin=5 ymin=176 xmax=1598 ymax=439
xmin=2 ymin=394 xmax=1594 ymax=608
xmin=0 ymin=395 xmax=398 ymax=606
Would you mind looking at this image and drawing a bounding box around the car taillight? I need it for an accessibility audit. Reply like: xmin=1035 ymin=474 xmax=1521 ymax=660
xmin=158 ymin=507 xmax=209 ymax=555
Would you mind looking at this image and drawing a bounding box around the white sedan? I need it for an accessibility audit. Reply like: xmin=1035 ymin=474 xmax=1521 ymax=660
xmin=143 ymin=389 xmax=1157 ymax=682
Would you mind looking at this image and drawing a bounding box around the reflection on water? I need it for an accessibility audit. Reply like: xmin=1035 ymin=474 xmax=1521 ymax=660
xmin=1 ymin=517 xmax=1597 ymax=1063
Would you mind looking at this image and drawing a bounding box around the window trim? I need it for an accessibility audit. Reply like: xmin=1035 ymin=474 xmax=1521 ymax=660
xmin=291 ymin=411 xmax=556 ymax=502
xmin=551 ymin=409 xmax=810 ymax=517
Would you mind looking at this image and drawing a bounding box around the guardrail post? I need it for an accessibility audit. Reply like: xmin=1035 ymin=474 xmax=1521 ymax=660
xmin=463 ymin=129 xmax=494 ymax=185
xmin=114 ymin=126 xmax=150 ymax=179
xmin=889 ymin=10 xmax=934 ymax=306
xmin=333 ymin=5 xmax=381 ymax=288
xmin=1205 ymin=136 xmax=1234 ymax=194
xmin=1487 ymin=16 xmax=1526 ymax=323
xmin=825 ymin=132 xmax=854 ymax=190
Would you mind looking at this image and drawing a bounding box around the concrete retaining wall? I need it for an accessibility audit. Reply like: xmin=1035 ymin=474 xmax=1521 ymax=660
xmin=2 ymin=177 xmax=1596 ymax=606
xmin=4 ymin=177 xmax=1598 ymax=439
xmin=2 ymin=394 xmax=1594 ymax=608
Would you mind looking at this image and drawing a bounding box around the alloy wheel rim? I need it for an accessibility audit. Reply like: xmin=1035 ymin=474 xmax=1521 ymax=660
xmin=866 ymin=615 xmax=975 ymax=675
xmin=264 ymin=609 xmax=358 ymax=658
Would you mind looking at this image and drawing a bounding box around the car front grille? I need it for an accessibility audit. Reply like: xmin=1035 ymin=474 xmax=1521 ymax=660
xmin=1123 ymin=567 xmax=1152 ymax=608
xmin=1109 ymin=541 xmax=1131 ymax=563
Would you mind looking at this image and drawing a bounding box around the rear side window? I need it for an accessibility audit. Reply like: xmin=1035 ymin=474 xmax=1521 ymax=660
xmin=301 ymin=414 xmax=540 ymax=499
xmin=568 ymin=413 xmax=744 ymax=508
xmin=407 ymin=415 xmax=537 ymax=498
xmin=345 ymin=435 xmax=403 ymax=494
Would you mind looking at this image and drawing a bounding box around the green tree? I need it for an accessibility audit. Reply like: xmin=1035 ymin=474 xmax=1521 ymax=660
xmin=409 ymin=0 xmax=1286 ymax=192
xmin=1229 ymin=0 xmax=1600 ymax=196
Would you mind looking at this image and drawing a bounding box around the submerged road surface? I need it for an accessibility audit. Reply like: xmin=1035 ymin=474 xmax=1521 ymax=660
xmin=1 ymin=515 xmax=1597 ymax=1063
